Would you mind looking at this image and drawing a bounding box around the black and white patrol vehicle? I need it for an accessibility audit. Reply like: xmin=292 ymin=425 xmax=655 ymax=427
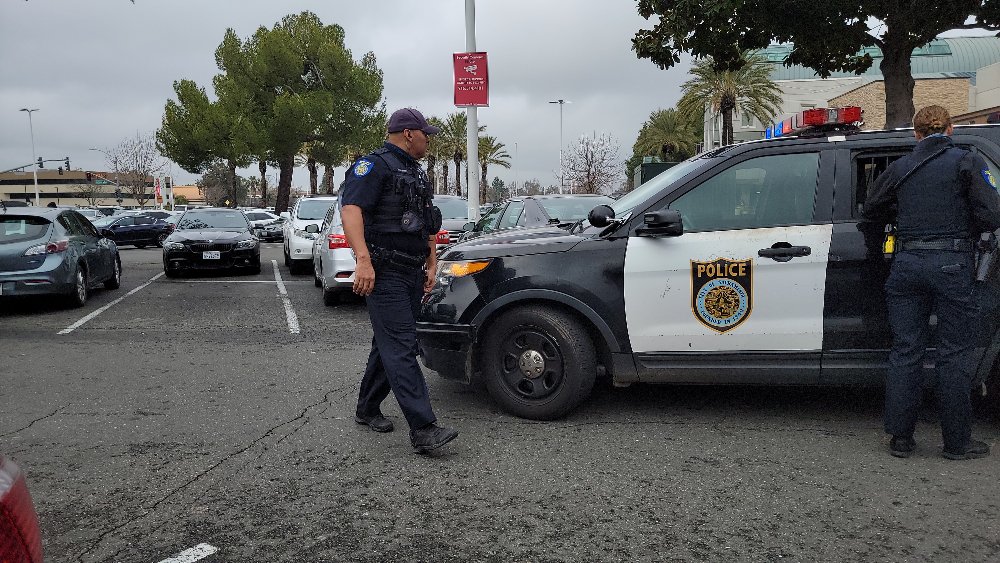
xmin=417 ymin=107 xmax=1000 ymax=420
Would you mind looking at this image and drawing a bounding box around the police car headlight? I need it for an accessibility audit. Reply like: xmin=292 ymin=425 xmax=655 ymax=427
xmin=294 ymin=229 xmax=316 ymax=240
xmin=436 ymin=259 xmax=492 ymax=286
xmin=164 ymin=241 xmax=185 ymax=251
xmin=235 ymin=238 xmax=258 ymax=249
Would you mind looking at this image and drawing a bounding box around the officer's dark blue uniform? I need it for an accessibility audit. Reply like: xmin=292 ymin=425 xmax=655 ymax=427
xmin=341 ymin=141 xmax=438 ymax=430
xmin=863 ymin=107 xmax=1000 ymax=459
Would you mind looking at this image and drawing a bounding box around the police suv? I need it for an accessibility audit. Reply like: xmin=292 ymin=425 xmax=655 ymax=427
xmin=417 ymin=108 xmax=1000 ymax=420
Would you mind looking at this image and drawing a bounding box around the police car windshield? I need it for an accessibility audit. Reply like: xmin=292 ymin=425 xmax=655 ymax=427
xmin=610 ymin=156 xmax=708 ymax=218
xmin=297 ymin=199 xmax=337 ymax=220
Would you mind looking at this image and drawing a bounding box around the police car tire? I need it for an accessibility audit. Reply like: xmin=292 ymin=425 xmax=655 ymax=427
xmin=481 ymin=305 xmax=597 ymax=420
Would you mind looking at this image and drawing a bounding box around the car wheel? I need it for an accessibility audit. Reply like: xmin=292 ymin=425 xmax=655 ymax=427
xmin=103 ymin=256 xmax=122 ymax=289
xmin=323 ymin=287 xmax=341 ymax=306
xmin=248 ymin=261 xmax=262 ymax=275
xmin=289 ymin=259 xmax=309 ymax=275
xmin=481 ymin=305 xmax=597 ymax=420
xmin=283 ymin=247 xmax=291 ymax=268
xmin=313 ymin=259 xmax=323 ymax=287
xmin=156 ymin=233 xmax=167 ymax=247
xmin=68 ymin=264 xmax=88 ymax=308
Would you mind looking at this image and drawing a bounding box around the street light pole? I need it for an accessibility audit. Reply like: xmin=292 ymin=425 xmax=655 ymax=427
xmin=548 ymin=99 xmax=570 ymax=194
xmin=19 ymin=108 xmax=40 ymax=206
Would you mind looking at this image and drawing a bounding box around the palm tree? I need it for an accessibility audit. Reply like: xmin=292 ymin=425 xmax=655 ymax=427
xmin=438 ymin=112 xmax=468 ymax=196
xmin=677 ymin=50 xmax=782 ymax=146
xmin=478 ymin=135 xmax=511 ymax=197
xmin=634 ymin=108 xmax=701 ymax=161
xmin=425 ymin=116 xmax=445 ymax=193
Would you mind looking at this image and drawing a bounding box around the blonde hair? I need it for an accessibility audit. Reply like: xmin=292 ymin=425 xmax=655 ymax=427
xmin=913 ymin=105 xmax=952 ymax=136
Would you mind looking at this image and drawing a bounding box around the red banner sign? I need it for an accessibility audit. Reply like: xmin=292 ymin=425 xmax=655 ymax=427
xmin=454 ymin=52 xmax=489 ymax=107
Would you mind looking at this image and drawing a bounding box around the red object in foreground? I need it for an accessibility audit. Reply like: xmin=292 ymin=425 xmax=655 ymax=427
xmin=435 ymin=229 xmax=450 ymax=245
xmin=0 ymin=455 xmax=44 ymax=563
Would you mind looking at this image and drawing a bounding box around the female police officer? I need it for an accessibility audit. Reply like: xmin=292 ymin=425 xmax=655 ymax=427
xmin=862 ymin=105 xmax=1000 ymax=460
xmin=341 ymin=108 xmax=458 ymax=454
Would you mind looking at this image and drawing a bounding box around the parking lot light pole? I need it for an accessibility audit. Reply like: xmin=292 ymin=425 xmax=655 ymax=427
xmin=548 ymin=99 xmax=570 ymax=194
xmin=19 ymin=108 xmax=40 ymax=206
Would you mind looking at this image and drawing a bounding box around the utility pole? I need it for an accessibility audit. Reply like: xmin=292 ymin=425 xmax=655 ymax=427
xmin=19 ymin=108 xmax=40 ymax=206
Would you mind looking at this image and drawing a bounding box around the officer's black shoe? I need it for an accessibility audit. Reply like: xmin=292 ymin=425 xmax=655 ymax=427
xmin=410 ymin=423 xmax=458 ymax=453
xmin=942 ymin=439 xmax=990 ymax=460
xmin=889 ymin=436 xmax=916 ymax=458
xmin=355 ymin=413 xmax=394 ymax=433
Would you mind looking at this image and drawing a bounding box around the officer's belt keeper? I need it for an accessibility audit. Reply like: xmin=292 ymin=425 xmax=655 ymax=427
xmin=897 ymin=239 xmax=974 ymax=252
xmin=368 ymin=244 xmax=426 ymax=271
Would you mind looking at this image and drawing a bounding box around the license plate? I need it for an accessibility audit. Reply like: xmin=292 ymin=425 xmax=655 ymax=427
xmin=202 ymin=251 xmax=221 ymax=260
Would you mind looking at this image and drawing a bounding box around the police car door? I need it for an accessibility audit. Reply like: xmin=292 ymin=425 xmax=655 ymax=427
xmin=624 ymin=149 xmax=833 ymax=383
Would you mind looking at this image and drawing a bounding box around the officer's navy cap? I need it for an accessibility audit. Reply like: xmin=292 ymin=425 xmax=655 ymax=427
xmin=387 ymin=108 xmax=440 ymax=135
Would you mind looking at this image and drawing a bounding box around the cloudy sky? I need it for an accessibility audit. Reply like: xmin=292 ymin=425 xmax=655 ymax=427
xmin=0 ymin=0 xmax=693 ymax=193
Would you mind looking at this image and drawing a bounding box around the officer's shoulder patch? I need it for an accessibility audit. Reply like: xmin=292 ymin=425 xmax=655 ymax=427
xmin=982 ymin=169 xmax=998 ymax=190
xmin=353 ymin=159 xmax=375 ymax=177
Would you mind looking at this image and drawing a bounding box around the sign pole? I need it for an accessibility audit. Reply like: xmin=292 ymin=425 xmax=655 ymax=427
xmin=465 ymin=0 xmax=480 ymax=221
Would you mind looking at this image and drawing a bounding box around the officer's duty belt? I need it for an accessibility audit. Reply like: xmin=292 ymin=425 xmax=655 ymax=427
xmin=369 ymin=244 xmax=426 ymax=271
xmin=897 ymin=239 xmax=974 ymax=252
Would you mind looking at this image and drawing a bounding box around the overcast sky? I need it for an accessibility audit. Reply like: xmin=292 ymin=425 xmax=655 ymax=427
xmin=0 ymin=1 xmax=693 ymax=193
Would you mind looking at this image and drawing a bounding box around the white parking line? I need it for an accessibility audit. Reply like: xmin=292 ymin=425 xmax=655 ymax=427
xmin=155 ymin=543 xmax=218 ymax=563
xmin=58 ymin=272 xmax=164 ymax=335
xmin=272 ymin=260 xmax=301 ymax=334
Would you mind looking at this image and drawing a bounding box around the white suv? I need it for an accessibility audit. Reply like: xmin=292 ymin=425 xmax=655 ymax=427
xmin=282 ymin=196 xmax=339 ymax=274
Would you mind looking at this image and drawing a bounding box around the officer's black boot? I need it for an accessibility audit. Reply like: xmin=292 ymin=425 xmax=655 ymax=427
xmin=410 ymin=423 xmax=458 ymax=453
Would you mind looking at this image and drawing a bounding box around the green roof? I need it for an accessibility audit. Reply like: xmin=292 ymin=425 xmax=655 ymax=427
xmin=761 ymin=36 xmax=1000 ymax=81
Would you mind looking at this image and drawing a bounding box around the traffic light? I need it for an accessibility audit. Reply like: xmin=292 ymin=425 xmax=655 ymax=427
xmin=58 ymin=167 xmax=63 ymax=175
xmin=36 ymin=157 xmax=43 ymax=168
xmin=64 ymin=157 xmax=70 ymax=171
xmin=85 ymin=172 xmax=92 ymax=181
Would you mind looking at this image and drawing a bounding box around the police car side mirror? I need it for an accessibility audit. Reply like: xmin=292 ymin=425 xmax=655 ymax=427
xmin=588 ymin=204 xmax=615 ymax=228
xmin=305 ymin=224 xmax=320 ymax=234
xmin=462 ymin=221 xmax=475 ymax=231
xmin=280 ymin=212 xmax=290 ymax=219
xmin=636 ymin=209 xmax=683 ymax=237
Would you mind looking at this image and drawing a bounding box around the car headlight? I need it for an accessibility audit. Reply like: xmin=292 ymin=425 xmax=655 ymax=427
xmin=436 ymin=259 xmax=492 ymax=286
xmin=235 ymin=238 xmax=258 ymax=249
xmin=164 ymin=241 xmax=185 ymax=251
xmin=294 ymin=229 xmax=316 ymax=240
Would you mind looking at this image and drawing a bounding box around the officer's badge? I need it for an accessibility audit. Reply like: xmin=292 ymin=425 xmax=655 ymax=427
xmin=353 ymin=159 xmax=374 ymax=177
xmin=982 ymin=169 xmax=997 ymax=190
xmin=691 ymin=258 xmax=753 ymax=333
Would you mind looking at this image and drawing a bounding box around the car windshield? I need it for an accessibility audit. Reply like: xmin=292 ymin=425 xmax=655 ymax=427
xmin=296 ymin=199 xmax=337 ymax=220
xmin=177 ymin=211 xmax=250 ymax=230
xmin=609 ymin=156 xmax=709 ymax=219
xmin=435 ymin=198 xmax=469 ymax=219
xmin=0 ymin=216 xmax=50 ymax=244
xmin=91 ymin=216 xmax=118 ymax=228
xmin=540 ymin=196 xmax=615 ymax=223
xmin=246 ymin=212 xmax=272 ymax=221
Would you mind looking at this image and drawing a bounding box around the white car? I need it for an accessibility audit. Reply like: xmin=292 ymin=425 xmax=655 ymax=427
xmin=310 ymin=205 xmax=356 ymax=305
xmin=282 ymin=196 xmax=339 ymax=274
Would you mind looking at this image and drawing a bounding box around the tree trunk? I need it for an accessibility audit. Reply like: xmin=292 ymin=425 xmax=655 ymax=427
xmin=308 ymin=156 xmax=318 ymax=195
xmin=275 ymin=154 xmax=294 ymax=214
xmin=441 ymin=161 xmax=449 ymax=195
xmin=259 ymin=160 xmax=268 ymax=207
xmin=427 ymin=154 xmax=437 ymax=193
xmin=480 ymin=164 xmax=488 ymax=198
xmin=453 ymin=150 xmax=462 ymax=197
xmin=881 ymin=36 xmax=916 ymax=129
xmin=322 ymin=165 xmax=334 ymax=194
xmin=228 ymin=160 xmax=238 ymax=207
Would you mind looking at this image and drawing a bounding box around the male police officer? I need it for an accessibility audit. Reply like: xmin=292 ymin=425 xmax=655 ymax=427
xmin=862 ymin=105 xmax=1000 ymax=460
xmin=341 ymin=108 xmax=459 ymax=454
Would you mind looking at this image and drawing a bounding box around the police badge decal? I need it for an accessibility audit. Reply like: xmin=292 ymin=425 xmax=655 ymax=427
xmin=691 ymin=258 xmax=753 ymax=333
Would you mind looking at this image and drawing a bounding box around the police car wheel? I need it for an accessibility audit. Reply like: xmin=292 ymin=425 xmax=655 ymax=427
xmin=481 ymin=305 xmax=596 ymax=420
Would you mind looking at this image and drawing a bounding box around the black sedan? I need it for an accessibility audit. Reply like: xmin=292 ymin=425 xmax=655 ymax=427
xmin=92 ymin=214 xmax=173 ymax=248
xmin=0 ymin=206 xmax=121 ymax=307
xmin=162 ymin=208 xmax=260 ymax=277
xmin=459 ymin=194 xmax=615 ymax=242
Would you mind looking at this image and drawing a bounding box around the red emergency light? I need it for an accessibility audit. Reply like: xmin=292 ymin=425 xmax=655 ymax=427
xmin=765 ymin=106 xmax=863 ymax=139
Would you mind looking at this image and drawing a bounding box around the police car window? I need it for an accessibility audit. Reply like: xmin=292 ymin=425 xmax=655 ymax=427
xmin=498 ymin=201 xmax=525 ymax=229
xmin=854 ymin=152 xmax=907 ymax=217
xmin=670 ymin=152 xmax=819 ymax=231
xmin=477 ymin=204 xmax=504 ymax=232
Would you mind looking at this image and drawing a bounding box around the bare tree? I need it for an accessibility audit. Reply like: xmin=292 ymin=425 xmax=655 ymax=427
xmin=76 ymin=183 xmax=105 ymax=207
xmin=561 ymin=134 xmax=623 ymax=195
xmin=106 ymin=133 xmax=166 ymax=207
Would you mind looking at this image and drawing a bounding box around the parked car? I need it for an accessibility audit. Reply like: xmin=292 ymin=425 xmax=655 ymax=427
xmin=0 ymin=207 xmax=121 ymax=307
xmin=0 ymin=454 xmax=44 ymax=563
xmin=282 ymin=196 xmax=339 ymax=274
xmin=311 ymin=203 xmax=450 ymax=306
xmin=92 ymin=214 xmax=173 ymax=248
xmin=74 ymin=208 xmax=105 ymax=222
xmin=245 ymin=209 xmax=284 ymax=242
xmin=135 ymin=209 xmax=173 ymax=220
xmin=434 ymin=195 xmax=471 ymax=244
xmin=459 ymin=194 xmax=615 ymax=242
xmin=162 ymin=208 xmax=260 ymax=277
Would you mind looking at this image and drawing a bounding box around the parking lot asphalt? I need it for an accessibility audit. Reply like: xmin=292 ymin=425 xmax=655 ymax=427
xmin=3 ymin=243 xmax=1000 ymax=562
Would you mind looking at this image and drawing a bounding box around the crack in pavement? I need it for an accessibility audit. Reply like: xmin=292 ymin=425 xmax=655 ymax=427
xmin=1 ymin=405 xmax=68 ymax=438
xmin=74 ymin=385 xmax=351 ymax=563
